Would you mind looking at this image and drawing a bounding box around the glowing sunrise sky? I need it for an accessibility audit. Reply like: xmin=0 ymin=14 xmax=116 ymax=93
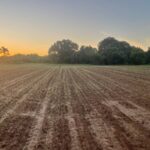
xmin=0 ymin=0 xmax=150 ymax=55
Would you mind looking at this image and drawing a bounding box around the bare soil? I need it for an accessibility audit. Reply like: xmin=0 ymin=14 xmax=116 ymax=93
xmin=0 ymin=64 xmax=149 ymax=150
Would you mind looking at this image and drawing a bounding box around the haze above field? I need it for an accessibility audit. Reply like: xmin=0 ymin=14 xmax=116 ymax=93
xmin=0 ymin=0 xmax=150 ymax=55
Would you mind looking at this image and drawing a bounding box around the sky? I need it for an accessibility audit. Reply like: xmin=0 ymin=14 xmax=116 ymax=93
xmin=0 ymin=0 xmax=150 ymax=55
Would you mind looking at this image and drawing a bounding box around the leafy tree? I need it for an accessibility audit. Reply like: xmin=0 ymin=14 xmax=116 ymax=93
xmin=98 ymin=37 xmax=131 ymax=64
xmin=47 ymin=37 xmax=148 ymax=65
xmin=146 ymin=47 xmax=150 ymax=64
xmin=48 ymin=39 xmax=78 ymax=63
xmin=78 ymin=46 xmax=97 ymax=64
xmin=0 ymin=47 xmax=9 ymax=56
xmin=129 ymin=47 xmax=146 ymax=65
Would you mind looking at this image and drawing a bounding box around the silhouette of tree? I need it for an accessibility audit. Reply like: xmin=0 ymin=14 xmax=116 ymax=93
xmin=129 ymin=47 xmax=146 ymax=65
xmin=146 ymin=47 xmax=150 ymax=64
xmin=0 ymin=47 xmax=9 ymax=56
xmin=78 ymin=46 xmax=97 ymax=64
xmin=46 ymin=37 xmax=149 ymax=65
xmin=49 ymin=39 xmax=78 ymax=63
xmin=98 ymin=37 xmax=132 ymax=64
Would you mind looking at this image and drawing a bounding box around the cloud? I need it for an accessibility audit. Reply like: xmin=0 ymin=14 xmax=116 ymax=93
xmin=100 ymin=31 xmax=116 ymax=38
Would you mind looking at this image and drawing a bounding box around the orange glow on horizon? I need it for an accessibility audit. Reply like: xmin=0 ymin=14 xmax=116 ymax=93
xmin=0 ymin=37 xmax=148 ymax=57
xmin=0 ymin=38 xmax=98 ymax=56
xmin=0 ymin=39 xmax=49 ymax=56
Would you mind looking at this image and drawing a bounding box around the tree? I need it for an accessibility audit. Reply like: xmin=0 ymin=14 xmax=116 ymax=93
xmin=48 ymin=39 xmax=78 ymax=63
xmin=0 ymin=47 xmax=9 ymax=56
xmin=78 ymin=46 xmax=97 ymax=64
xmin=98 ymin=37 xmax=131 ymax=64
xmin=129 ymin=47 xmax=146 ymax=65
xmin=146 ymin=47 xmax=150 ymax=64
xmin=47 ymin=37 xmax=148 ymax=65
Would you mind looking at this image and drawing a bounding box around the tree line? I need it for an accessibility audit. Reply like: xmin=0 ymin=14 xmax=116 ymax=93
xmin=48 ymin=37 xmax=150 ymax=65
xmin=0 ymin=37 xmax=150 ymax=64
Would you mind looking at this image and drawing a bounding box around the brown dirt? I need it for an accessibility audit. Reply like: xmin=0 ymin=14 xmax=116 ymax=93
xmin=0 ymin=64 xmax=149 ymax=150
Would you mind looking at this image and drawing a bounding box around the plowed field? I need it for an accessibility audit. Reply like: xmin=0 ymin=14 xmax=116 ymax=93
xmin=0 ymin=64 xmax=149 ymax=150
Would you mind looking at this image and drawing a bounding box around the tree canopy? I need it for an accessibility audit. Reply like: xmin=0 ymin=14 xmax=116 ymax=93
xmin=47 ymin=37 xmax=150 ymax=65
xmin=146 ymin=47 xmax=150 ymax=64
xmin=98 ymin=37 xmax=131 ymax=64
xmin=77 ymin=46 xmax=97 ymax=64
xmin=48 ymin=39 xmax=78 ymax=63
